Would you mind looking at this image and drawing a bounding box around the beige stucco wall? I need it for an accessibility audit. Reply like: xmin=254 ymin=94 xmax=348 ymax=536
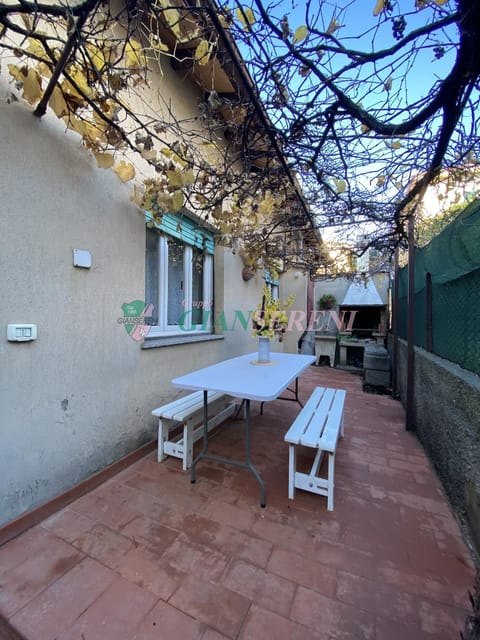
xmin=0 ymin=82 xmax=304 ymax=525
xmin=218 ymin=263 xmax=309 ymax=357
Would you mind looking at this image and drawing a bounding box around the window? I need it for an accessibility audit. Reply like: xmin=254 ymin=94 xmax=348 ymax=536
xmin=264 ymin=270 xmax=279 ymax=301
xmin=145 ymin=212 xmax=214 ymax=337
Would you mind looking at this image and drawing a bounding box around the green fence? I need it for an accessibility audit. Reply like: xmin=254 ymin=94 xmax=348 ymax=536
xmin=397 ymin=199 xmax=480 ymax=376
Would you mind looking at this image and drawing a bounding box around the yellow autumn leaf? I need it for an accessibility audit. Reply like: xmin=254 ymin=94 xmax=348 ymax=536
xmin=37 ymin=62 xmax=52 ymax=79
xmin=163 ymin=7 xmax=182 ymax=39
xmin=130 ymin=184 xmax=144 ymax=207
xmin=49 ymin=86 xmax=69 ymax=118
xmin=86 ymin=44 xmax=107 ymax=73
xmin=171 ymin=190 xmax=185 ymax=212
xmin=62 ymin=66 xmax=93 ymax=102
xmin=360 ymin=124 xmax=370 ymax=134
xmin=218 ymin=14 xmax=229 ymax=29
xmin=27 ymin=37 xmax=47 ymax=60
xmin=391 ymin=140 xmax=402 ymax=150
xmin=293 ymin=25 xmax=308 ymax=43
xmin=92 ymin=109 xmax=109 ymax=132
xmin=326 ymin=18 xmax=341 ymax=36
xmin=373 ymin=0 xmax=385 ymax=16
xmin=114 ymin=161 xmax=135 ymax=182
xmin=99 ymin=99 xmax=118 ymax=120
xmin=167 ymin=169 xmax=184 ymax=188
xmin=194 ymin=40 xmax=210 ymax=65
xmin=21 ymin=13 xmax=33 ymax=30
xmin=434 ymin=0 xmax=448 ymax=4
xmin=182 ymin=169 xmax=195 ymax=186
xmin=125 ymin=39 xmax=146 ymax=70
xmin=236 ymin=6 xmax=255 ymax=30
xmin=95 ymin=153 xmax=115 ymax=169
xmin=384 ymin=77 xmax=393 ymax=92
xmin=22 ymin=68 xmax=42 ymax=104
xmin=142 ymin=197 xmax=154 ymax=211
xmin=71 ymin=67 xmax=93 ymax=97
xmin=149 ymin=34 xmax=169 ymax=53
xmin=201 ymin=142 xmax=221 ymax=167
xmin=7 ymin=63 xmax=24 ymax=82
xmin=85 ymin=121 xmax=107 ymax=145
xmin=65 ymin=115 xmax=87 ymax=137
xmin=141 ymin=148 xmax=157 ymax=161
xmin=334 ymin=179 xmax=347 ymax=194
xmin=376 ymin=175 xmax=385 ymax=187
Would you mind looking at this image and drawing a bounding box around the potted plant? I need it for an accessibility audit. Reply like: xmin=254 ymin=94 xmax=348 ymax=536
xmin=319 ymin=293 xmax=336 ymax=310
xmin=252 ymin=285 xmax=294 ymax=362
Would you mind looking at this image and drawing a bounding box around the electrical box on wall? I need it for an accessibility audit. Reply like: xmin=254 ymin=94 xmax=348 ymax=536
xmin=73 ymin=249 xmax=92 ymax=268
xmin=7 ymin=324 xmax=37 ymax=342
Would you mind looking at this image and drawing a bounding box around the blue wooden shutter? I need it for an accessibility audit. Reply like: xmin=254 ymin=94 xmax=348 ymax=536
xmin=145 ymin=211 xmax=214 ymax=254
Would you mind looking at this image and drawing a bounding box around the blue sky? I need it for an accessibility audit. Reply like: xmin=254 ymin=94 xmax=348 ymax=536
xmin=245 ymin=0 xmax=458 ymax=108
xmin=232 ymin=1 xmax=463 ymax=242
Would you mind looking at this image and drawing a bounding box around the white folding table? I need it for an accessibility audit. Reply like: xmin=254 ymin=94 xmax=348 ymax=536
xmin=171 ymin=352 xmax=315 ymax=507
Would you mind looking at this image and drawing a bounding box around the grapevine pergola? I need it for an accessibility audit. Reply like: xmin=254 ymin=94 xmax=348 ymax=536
xmin=1 ymin=0 xmax=479 ymax=272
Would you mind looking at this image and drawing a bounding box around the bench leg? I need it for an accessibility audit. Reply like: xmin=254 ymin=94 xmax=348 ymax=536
xmin=327 ymin=452 xmax=335 ymax=511
xmin=158 ymin=419 xmax=169 ymax=463
xmin=183 ymin=420 xmax=194 ymax=471
xmin=288 ymin=444 xmax=296 ymax=499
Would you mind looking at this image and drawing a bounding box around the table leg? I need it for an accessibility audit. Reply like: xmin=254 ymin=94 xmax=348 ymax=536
xmin=260 ymin=377 xmax=304 ymax=415
xmin=190 ymin=389 xmax=208 ymax=485
xmin=244 ymin=400 xmax=266 ymax=508
xmin=190 ymin=395 xmax=265 ymax=507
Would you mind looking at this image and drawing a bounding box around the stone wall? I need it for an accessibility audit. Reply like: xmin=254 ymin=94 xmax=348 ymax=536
xmin=396 ymin=339 xmax=480 ymax=559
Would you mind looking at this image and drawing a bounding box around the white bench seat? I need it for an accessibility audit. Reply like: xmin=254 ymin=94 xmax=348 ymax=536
xmin=152 ymin=391 xmax=236 ymax=470
xmin=284 ymin=386 xmax=346 ymax=510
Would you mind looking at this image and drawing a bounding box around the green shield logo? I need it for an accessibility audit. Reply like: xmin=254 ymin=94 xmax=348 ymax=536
xmin=120 ymin=300 xmax=154 ymax=341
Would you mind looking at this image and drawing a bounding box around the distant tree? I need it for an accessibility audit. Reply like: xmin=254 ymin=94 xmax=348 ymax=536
xmin=416 ymin=201 xmax=466 ymax=246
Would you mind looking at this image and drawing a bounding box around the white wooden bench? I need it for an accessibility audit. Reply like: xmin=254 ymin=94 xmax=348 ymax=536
xmin=152 ymin=391 xmax=236 ymax=470
xmin=284 ymin=386 xmax=346 ymax=510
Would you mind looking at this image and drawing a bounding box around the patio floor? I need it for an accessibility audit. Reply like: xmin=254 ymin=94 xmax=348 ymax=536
xmin=0 ymin=365 xmax=476 ymax=640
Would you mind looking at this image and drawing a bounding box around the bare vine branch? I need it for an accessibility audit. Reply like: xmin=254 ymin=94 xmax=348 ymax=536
xmin=0 ymin=0 xmax=479 ymax=273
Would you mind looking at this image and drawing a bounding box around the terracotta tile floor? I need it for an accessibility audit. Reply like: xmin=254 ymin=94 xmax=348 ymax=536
xmin=0 ymin=366 xmax=476 ymax=640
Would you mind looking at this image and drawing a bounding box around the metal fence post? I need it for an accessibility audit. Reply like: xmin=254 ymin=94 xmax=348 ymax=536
xmin=406 ymin=215 xmax=415 ymax=431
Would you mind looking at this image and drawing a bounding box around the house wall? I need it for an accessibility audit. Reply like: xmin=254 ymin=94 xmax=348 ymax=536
xmin=214 ymin=263 xmax=308 ymax=356
xmin=313 ymin=274 xmax=390 ymax=332
xmin=0 ymin=92 xmax=280 ymax=526
xmin=280 ymin=270 xmax=309 ymax=354
xmin=396 ymin=339 xmax=480 ymax=558
xmin=314 ymin=274 xmax=390 ymax=310
xmin=214 ymin=252 xmax=266 ymax=355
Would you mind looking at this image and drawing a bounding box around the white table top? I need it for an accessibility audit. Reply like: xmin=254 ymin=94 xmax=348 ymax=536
xmin=172 ymin=352 xmax=316 ymax=402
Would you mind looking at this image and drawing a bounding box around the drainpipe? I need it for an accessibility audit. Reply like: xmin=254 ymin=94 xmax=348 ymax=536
xmin=406 ymin=214 xmax=415 ymax=431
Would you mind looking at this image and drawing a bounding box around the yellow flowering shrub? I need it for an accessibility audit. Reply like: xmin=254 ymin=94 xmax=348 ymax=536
xmin=252 ymin=285 xmax=294 ymax=341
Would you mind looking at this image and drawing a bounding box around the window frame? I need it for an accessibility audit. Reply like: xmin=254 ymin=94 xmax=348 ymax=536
xmin=264 ymin=269 xmax=280 ymax=301
xmin=145 ymin=213 xmax=214 ymax=339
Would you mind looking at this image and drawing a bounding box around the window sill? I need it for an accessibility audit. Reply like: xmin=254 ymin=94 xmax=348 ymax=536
xmin=141 ymin=333 xmax=225 ymax=349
